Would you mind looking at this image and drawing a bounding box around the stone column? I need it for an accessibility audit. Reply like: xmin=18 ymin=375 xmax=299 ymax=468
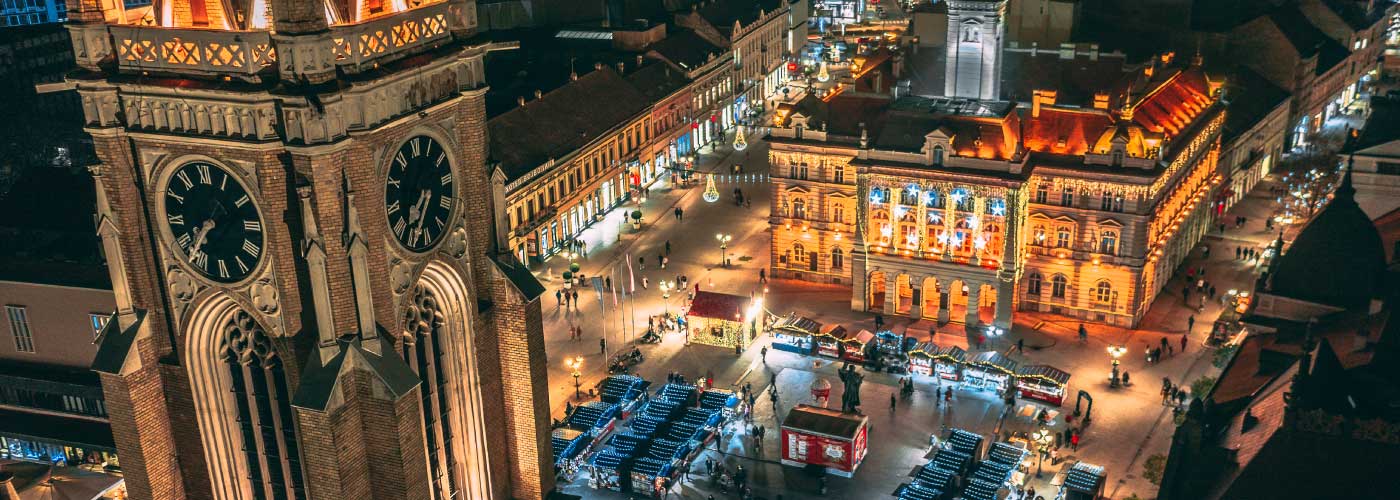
xmin=886 ymin=272 xmax=900 ymax=314
xmin=966 ymin=283 xmax=982 ymax=327
xmin=910 ymin=280 xmax=923 ymax=319
xmin=994 ymin=273 xmax=1015 ymax=330
xmin=937 ymin=280 xmax=951 ymax=324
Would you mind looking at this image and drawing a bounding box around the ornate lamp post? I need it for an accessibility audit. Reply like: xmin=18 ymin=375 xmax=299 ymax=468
xmin=1031 ymin=426 xmax=1053 ymax=478
xmin=566 ymin=356 xmax=584 ymax=399
xmin=1107 ymin=345 xmax=1126 ymax=388
xmin=716 ymin=233 xmax=733 ymax=267
xmin=659 ymin=280 xmax=674 ymax=315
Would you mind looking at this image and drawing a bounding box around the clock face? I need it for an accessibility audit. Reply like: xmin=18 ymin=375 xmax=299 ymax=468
xmin=385 ymin=136 xmax=454 ymax=252
xmin=162 ymin=161 xmax=265 ymax=283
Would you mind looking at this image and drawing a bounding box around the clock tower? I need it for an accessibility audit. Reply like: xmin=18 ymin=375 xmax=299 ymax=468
xmin=63 ymin=1 xmax=554 ymax=499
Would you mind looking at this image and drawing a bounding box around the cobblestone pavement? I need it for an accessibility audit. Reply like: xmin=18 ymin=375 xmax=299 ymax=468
xmin=540 ymin=132 xmax=1300 ymax=499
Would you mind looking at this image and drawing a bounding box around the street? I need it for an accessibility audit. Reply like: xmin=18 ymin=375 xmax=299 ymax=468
xmin=537 ymin=129 xmax=1308 ymax=499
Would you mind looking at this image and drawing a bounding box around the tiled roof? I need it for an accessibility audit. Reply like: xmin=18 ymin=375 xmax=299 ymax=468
xmin=624 ymin=57 xmax=692 ymax=102
xmin=1023 ymin=107 xmax=1114 ymax=156
xmin=1266 ymin=6 xmax=1345 ymax=59
xmin=693 ymin=0 xmax=783 ymax=36
xmin=687 ymin=291 xmax=751 ymax=321
xmin=488 ymin=68 xmax=650 ymax=183
xmin=647 ymin=28 xmax=726 ymax=70
xmin=1130 ymin=69 xmax=1214 ymax=135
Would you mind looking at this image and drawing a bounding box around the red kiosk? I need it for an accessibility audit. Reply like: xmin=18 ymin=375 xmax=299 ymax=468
xmin=780 ymin=405 xmax=869 ymax=477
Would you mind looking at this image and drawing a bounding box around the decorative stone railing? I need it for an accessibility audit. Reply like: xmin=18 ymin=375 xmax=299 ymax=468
xmin=331 ymin=2 xmax=453 ymax=74
xmin=110 ymin=25 xmax=276 ymax=80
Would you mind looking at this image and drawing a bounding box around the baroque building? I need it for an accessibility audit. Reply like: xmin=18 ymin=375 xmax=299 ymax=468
xmin=770 ymin=55 xmax=1224 ymax=328
xmin=60 ymin=0 xmax=554 ymax=499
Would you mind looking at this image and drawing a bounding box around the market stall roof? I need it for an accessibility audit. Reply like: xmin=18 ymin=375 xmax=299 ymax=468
xmin=1064 ymin=461 xmax=1107 ymax=493
xmin=970 ymin=351 xmax=1019 ymax=373
xmin=781 ymin=404 xmax=867 ymax=440
xmin=820 ymin=324 xmax=848 ymax=336
xmin=908 ymin=341 xmax=937 ymax=357
xmin=1018 ymin=364 xmax=1071 ymax=385
xmin=687 ymin=291 xmax=752 ymax=321
xmin=773 ymin=313 xmax=823 ymax=335
xmin=936 ymin=345 xmax=967 ymax=361
xmin=852 ymin=329 xmax=876 ymax=344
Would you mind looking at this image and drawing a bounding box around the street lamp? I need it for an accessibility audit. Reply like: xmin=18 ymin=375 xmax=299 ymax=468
xmin=659 ymin=280 xmax=674 ymax=315
xmin=716 ymin=233 xmax=732 ymax=267
xmin=1031 ymin=426 xmax=1053 ymax=478
xmin=566 ymin=356 xmax=584 ymax=400
xmin=1107 ymin=345 xmax=1126 ymax=388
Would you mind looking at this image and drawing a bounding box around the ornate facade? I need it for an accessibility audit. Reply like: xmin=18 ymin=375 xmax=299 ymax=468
xmin=65 ymin=0 xmax=553 ymax=499
xmin=770 ymin=58 xmax=1224 ymax=328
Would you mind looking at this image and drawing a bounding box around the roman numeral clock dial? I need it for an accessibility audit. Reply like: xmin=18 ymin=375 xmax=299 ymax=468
xmin=385 ymin=136 xmax=455 ymax=252
xmin=161 ymin=161 xmax=265 ymax=283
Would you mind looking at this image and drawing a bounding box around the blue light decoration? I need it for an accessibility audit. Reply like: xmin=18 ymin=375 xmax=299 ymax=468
xmin=989 ymin=198 xmax=1006 ymax=216
xmin=870 ymin=188 xmax=885 ymax=204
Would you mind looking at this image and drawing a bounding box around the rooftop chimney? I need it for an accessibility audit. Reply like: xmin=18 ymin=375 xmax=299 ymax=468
xmin=1093 ymin=92 xmax=1110 ymax=110
xmin=1031 ymin=89 xmax=1057 ymax=118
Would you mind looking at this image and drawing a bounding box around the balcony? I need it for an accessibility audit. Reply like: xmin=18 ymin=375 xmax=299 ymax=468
xmin=330 ymin=2 xmax=453 ymax=73
xmin=110 ymin=25 xmax=276 ymax=79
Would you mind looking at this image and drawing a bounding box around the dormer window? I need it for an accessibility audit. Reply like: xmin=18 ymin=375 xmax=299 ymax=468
xmin=933 ymin=146 xmax=945 ymax=166
xmin=1112 ymin=149 xmax=1124 ymax=166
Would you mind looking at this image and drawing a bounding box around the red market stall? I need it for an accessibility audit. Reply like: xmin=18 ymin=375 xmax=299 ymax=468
xmin=812 ymin=325 xmax=847 ymax=358
xmin=780 ymin=405 xmax=869 ymax=477
xmin=841 ymin=329 xmax=875 ymax=363
xmin=1017 ymin=364 xmax=1071 ymax=406
xmin=966 ymin=351 xmax=1018 ymax=391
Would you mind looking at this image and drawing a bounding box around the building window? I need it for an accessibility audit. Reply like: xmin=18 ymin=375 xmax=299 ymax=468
xmin=1060 ymin=187 xmax=1074 ymax=207
xmin=933 ymin=146 xmax=945 ymax=166
xmin=6 ymin=306 xmax=33 ymax=353
xmin=221 ymin=311 xmax=307 ymax=499
xmin=402 ymin=285 xmax=462 ymax=498
xmin=1051 ymin=275 xmax=1068 ymax=299
xmin=1035 ymin=184 xmax=1048 ymax=203
xmin=925 ymin=189 xmax=942 ymax=208
xmin=1111 ymin=149 xmax=1124 ymax=166
xmin=832 ymin=247 xmax=844 ymax=270
xmin=870 ymin=187 xmax=887 ymax=204
xmin=794 ymin=163 xmax=809 ymax=180
xmin=832 ymin=204 xmax=846 ymax=223
xmin=793 ymin=198 xmax=807 ymax=219
xmin=1027 ymin=273 xmax=1042 ymax=295
xmin=900 ymin=188 xmax=919 ymax=206
xmin=1099 ymin=231 xmax=1118 ymax=255
xmin=1033 ymin=225 xmax=1047 ymax=245
xmin=793 ymin=243 xmax=806 ymax=263
xmin=1100 ymin=194 xmax=1114 ymax=211
xmin=1113 ymin=195 xmax=1125 ymax=212
xmin=1056 ymin=227 xmax=1071 ymax=248
xmin=834 ymin=166 xmax=846 ymax=184
xmin=1095 ymin=280 xmax=1113 ymax=303
xmin=89 ymin=313 xmax=108 ymax=338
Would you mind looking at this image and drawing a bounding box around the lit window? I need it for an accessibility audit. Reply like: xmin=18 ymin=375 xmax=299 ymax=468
xmin=1056 ymin=227 xmax=1072 ymax=248
xmin=832 ymin=248 xmax=844 ymax=270
xmin=1100 ymin=231 xmax=1118 ymax=255
xmin=793 ymin=243 xmax=806 ymax=262
xmin=1095 ymin=280 xmax=1113 ymax=303
xmin=1061 ymin=187 xmax=1074 ymax=207
xmin=1035 ymin=184 xmax=1049 ymax=203
xmin=1051 ymin=275 xmax=1068 ymax=299
xmin=793 ymin=198 xmax=807 ymax=219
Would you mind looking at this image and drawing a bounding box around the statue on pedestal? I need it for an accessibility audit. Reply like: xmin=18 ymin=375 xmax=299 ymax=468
xmin=837 ymin=363 xmax=864 ymax=414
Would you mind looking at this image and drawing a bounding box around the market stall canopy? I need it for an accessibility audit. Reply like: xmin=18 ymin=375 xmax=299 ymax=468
xmin=820 ymin=324 xmax=847 ymax=337
xmin=1018 ymin=364 xmax=1071 ymax=386
xmin=687 ymin=291 xmax=753 ymax=321
xmin=773 ymin=313 xmax=823 ymax=335
xmin=782 ymin=404 xmax=868 ymax=440
xmin=970 ymin=351 xmax=1020 ymax=374
xmin=853 ymin=329 xmax=876 ymax=344
xmin=1063 ymin=461 xmax=1107 ymax=497
xmin=936 ymin=345 xmax=968 ymax=362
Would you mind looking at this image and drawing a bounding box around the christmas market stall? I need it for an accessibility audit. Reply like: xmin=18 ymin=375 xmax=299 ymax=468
xmin=906 ymin=342 xmax=937 ymax=376
xmin=566 ymin=400 xmax=621 ymax=443
xmin=780 ymin=404 xmax=869 ymax=477
xmin=771 ymin=313 xmax=821 ymax=354
xmin=597 ymin=374 xmax=650 ymax=418
xmin=699 ymin=388 xmax=740 ymax=419
xmin=686 ymin=291 xmax=759 ymax=350
xmin=552 ymin=427 xmax=590 ymax=472
xmin=965 ymin=351 xmax=1019 ymax=391
xmin=1016 ymin=364 xmax=1072 ymax=406
xmin=841 ymin=328 xmax=876 ymax=363
xmin=869 ymin=331 xmax=915 ymax=372
xmin=812 ymin=325 xmax=849 ymax=358
xmin=1058 ymin=461 xmax=1107 ymax=500
xmin=933 ymin=345 xmax=967 ymax=381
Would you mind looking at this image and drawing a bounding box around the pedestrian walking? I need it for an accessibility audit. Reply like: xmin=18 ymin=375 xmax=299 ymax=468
xmin=1168 ymin=344 xmax=1174 ymax=356
xmin=605 ymin=276 xmax=612 ymax=290
xmin=649 ymin=316 xmax=655 ymax=332
xmin=1236 ymin=246 xmax=1242 ymax=260
xmin=662 ymin=256 xmax=669 ymax=269
xmin=761 ymin=346 xmax=768 ymax=363
xmin=1160 ymin=337 xmax=1168 ymax=351
xmin=638 ymin=256 xmax=645 ymax=270
xmin=1078 ymin=323 xmax=1088 ymax=343
xmin=890 ymin=394 xmax=897 ymax=411
xmin=1182 ymin=286 xmax=1190 ymax=302
xmin=599 ymin=338 xmax=606 ymax=354
xmin=1181 ymin=334 xmax=1188 ymax=353
xmin=643 ymin=276 xmax=649 ymax=289
xmin=665 ymin=240 xmax=672 ymax=255
xmin=678 ymin=207 xmax=684 ymax=221
xmin=758 ymin=268 xmax=767 ymax=283
xmin=1070 ymin=431 xmax=1079 ymax=450
xmin=1187 ymin=315 xmax=1195 ymax=332
xmin=571 ymin=290 xmax=579 ymax=307
xmin=1209 ymin=284 xmax=1217 ymax=299
xmin=1017 ymin=338 xmax=1025 ymax=353
xmin=555 ymin=289 xmax=562 ymax=308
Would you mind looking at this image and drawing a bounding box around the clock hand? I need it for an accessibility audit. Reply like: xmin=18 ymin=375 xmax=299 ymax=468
xmin=189 ymin=219 xmax=215 ymax=257
xmin=414 ymin=189 xmax=432 ymax=234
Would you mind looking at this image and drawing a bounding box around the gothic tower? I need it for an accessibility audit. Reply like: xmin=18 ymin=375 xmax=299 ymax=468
xmin=63 ymin=1 xmax=554 ymax=499
xmin=945 ymin=0 xmax=1006 ymax=100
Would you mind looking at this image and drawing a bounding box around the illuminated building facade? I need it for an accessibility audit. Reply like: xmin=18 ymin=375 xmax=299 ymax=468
xmin=770 ymin=58 xmax=1224 ymax=328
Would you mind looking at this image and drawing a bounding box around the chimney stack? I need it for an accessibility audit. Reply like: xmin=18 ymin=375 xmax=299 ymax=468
xmin=1031 ymin=89 xmax=1057 ymax=118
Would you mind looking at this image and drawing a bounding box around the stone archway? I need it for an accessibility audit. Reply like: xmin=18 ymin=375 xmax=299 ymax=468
xmin=868 ymin=270 xmax=888 ymax=313
xmin=406 ymin=261 xmax=493 ymax=500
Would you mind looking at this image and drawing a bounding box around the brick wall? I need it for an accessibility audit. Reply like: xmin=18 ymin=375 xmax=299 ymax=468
xmin=490 ymin=274 xmax=555 ymax=500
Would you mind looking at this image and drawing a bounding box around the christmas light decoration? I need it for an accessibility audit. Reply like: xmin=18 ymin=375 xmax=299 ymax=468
xmin=703 ymin=173 xmax=720 ymax=203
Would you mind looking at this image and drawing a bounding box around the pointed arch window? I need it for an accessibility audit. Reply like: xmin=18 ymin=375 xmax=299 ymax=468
xmin=221 ymin=311 xmax=307 ymax=500
xmin=403 ymin=284 xmax=461 ymax=499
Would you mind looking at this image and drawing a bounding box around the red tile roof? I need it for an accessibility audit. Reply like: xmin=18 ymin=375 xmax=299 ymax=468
xmin=687 ymin=291 xmax=751 ymax=321
xmin=1131 ymin=69 xmax=1214 ymax=135
xmin=1022 ymin=107 xmax=1115 ymax=156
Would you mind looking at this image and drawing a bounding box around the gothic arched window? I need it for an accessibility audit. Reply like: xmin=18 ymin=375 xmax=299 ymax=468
xmin=403 ymin=284 xmax=462 ymax=499
xmin=220 ymin=311 xmax=307 ymax=500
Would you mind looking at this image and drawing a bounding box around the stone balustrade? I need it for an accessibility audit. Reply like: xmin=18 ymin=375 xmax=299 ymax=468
xmin=110 ymin=25 xmax=276 ymax=80
xmin=330 ymin=2 xmax=453 ymax=74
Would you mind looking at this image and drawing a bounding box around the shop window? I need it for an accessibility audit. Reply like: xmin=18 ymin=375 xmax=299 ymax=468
xmin=1051 ymin=275 xmax=1068 ymax=299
